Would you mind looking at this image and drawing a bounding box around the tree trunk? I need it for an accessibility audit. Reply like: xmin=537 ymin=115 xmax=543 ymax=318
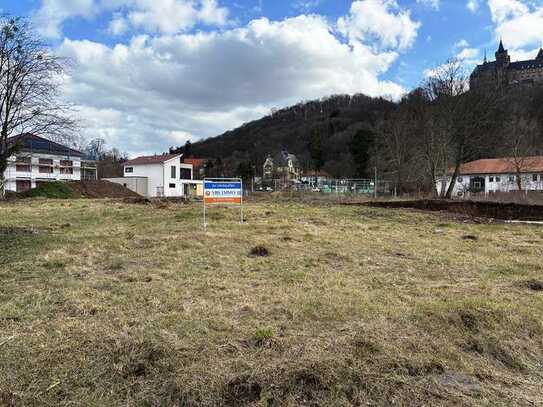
xmin=445 ymin=162 xmax=461 ymax=199
xmin=0 ymin=171 xmax=5 ymax=200
xmin=516 ymin=169 xmax=523 ymax=191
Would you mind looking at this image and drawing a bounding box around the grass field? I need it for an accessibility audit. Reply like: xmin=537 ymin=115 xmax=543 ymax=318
xmin=1 ymin=197 xmax=543 ymax=406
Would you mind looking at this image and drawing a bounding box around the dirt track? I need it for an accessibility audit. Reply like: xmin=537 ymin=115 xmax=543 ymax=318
xmin=355 ymin=199 xmax=543 ymax=221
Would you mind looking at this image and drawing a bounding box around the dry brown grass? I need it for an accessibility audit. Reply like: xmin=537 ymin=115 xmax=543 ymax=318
xmin=1 ymin=198 xmax=543 ymax=406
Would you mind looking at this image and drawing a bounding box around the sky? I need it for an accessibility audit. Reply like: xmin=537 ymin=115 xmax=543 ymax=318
xmin=2 ymin=0 xmax=543 ymax=157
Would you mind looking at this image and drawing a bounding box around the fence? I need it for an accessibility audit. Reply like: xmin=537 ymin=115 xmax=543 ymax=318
xmin=268 ymin=178 xmax=394 ymax=197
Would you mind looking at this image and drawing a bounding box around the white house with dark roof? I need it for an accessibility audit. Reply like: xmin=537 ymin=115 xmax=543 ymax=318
xmin=3 ymin=134 xmax=96 ymax=193
xmin=437 ymin=157 xmax=543 ymax=197
xmin=107 ymin=153 xmax=194 ymax=198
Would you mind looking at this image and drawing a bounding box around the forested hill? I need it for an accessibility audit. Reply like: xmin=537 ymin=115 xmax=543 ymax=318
xmin=185 ymin=94 xmax=395 ymax=178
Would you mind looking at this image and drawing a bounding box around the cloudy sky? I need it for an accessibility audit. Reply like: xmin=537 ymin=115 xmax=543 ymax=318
xmin=3 ymin=0 xmax=543 ymax=156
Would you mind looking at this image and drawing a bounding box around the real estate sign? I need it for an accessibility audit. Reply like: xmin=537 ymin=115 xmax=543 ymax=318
xmin=203 ymin=180 xmax=242 ymax=205
xmin=203 ymin=178 xmax=243 ymax=228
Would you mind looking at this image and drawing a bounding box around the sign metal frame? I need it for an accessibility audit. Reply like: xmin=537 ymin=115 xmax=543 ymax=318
xmin=203 ymin=178 xmax=243 ymax=228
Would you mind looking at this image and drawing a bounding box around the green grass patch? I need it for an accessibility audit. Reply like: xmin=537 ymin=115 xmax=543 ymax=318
xmin=1 ymin=198 xmax=543 ymax=405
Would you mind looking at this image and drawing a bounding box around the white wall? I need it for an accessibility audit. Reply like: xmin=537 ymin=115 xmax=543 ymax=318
xmin=3 ymin=153 xmax=81 ymax=192
xmin=123 ymin=157 xmax=193 ymax=198
xmin=124 ymin=163 xmax=164 ymax=197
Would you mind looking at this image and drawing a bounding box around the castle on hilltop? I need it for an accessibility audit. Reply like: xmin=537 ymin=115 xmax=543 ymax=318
xmin=470 ymin=40 xmax=543 ymax=89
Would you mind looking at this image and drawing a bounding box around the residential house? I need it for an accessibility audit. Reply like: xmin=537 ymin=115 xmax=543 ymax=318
xmin=3 ymin=134 xmax=95 ymax=193
xmin=437 ymin=157 xmax=543 ymax=197
xmin=262 ymin=151 xmax=300 ymax=183
xmin=106 ymin=153 xmax=194 ymax=198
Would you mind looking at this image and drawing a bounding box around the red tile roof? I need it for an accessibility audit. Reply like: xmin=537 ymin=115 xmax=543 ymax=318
xmin=183 ymin=158 xmax=208 ymax=169
xmin=455 ymin=157 xmax=543 ymax=175
xmin=124 ymin=154 xmax=181 ymax=166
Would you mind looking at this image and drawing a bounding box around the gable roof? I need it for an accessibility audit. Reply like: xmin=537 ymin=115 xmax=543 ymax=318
xmin=124 ymin=154 xmax=182 ymax=166
xmin=455 ymin=157 xmax=543 ymax=175
xmin=8 ymin=133 xmax=82 ymax=157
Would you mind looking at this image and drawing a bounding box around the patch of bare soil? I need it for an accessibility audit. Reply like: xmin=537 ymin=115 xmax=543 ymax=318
xmin=354 ymin=199 xmax=543 ymax=221
xmin=0 ymin=226 xmax=40 ymax=236
xmin=69 ymin=181 xmax=141 ymax=199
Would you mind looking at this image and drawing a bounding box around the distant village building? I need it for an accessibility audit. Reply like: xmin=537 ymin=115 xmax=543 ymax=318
xmin=3 ymin=134 xmax=97 ymax=193
xmin=262 ymin=151 xmax=300 ymax=184
xmin=470 ymin=41 xmax=543 ymax=89
xmin=300 ymin=170 xmax=331 ymax=185
xmin=437 ymin=157 xmax=543 ymax=197
xmin=105 ymin=153 xmax=195 ymax=198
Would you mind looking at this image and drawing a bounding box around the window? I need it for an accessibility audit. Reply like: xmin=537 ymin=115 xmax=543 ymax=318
xmin=533 ymin=174 xmax=539 ymax=182
xmin=489 ymin=176 xmax=494 ymax=183
xmin=180 ymin=168 xmax=192 ymax=180
xmin=509 ymin=175 xmax=515 ymax=183
xmin=125 ymin=167 xmax=134 ymax=173
xmin=496 ymin=176 xmax=501 ymax=182
xmin=15 ymin=156 xmax=31 ymax=172
xmin=169 ymin=183 xmax=176 ymax=188
xmin=171 ymin=166 xmax=176 ymax=179
xmin=38 ymin=158 xmax=53 ymax=174
xmin=457 ymin=177 xmax=463 ymax=183
xmin=60 ymin=160 xmax=73 ymax=175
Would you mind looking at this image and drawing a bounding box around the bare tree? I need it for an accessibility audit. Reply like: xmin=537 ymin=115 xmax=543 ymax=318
xmin=501 ymin=96 xmax=541 ymax=191
xmin=421 ymin=59 xmax=502 ymax=198
xmin=0 ymin=16 xmax=76 ymax=198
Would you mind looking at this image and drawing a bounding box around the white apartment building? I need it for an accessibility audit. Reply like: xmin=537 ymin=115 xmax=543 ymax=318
xmin=3 ymin=134 xmax=96 ymax=193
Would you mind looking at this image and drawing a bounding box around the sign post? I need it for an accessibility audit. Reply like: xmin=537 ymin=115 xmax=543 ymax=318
xmin=203 ymin=178 xmax=243 ymax=229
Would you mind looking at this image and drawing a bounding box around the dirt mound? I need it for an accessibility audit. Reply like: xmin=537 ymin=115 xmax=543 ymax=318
xmin=356 ymin=199 xmax=543 ymax=221
xmin=69 ymin=181 xmax=141 ymax=199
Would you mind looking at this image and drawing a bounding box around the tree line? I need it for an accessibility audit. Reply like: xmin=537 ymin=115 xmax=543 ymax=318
xmin=2 ymin=13 xmax=543 ymax=199
xmin=189 ymin=59 xmax=543 ymax=196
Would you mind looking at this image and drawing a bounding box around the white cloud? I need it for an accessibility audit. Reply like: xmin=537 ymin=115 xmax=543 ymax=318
xmin=488 ymin=0 xmax=543 ymax=54
xmin=108 ymin=13 xmax=129 ymax=36
xmin=33 ymin=0 xmax=231 ymax=38
xmin=456 ymin=47 xmax=479 ymax=60
xmin=55 ymin=8 xmax=418 ymax=155
xmin=199 ymin=0 xmax=229 ymax=26
xmin=337 ymin=0 xmax=420 ymax=51
xmin=455 ymin=39 xmax=469 ymax=48
xmin=488 ymin=0 xmax=528 ymax=24
xmin=416 ymin=0 xmax=440 ymax=10
xmin=33 ymin=0 xmax=97 ymax=38
xmin=466 ymin=0 xmax=479 ymax=13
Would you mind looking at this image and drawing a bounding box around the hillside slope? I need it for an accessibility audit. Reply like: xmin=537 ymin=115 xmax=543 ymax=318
xmin=185 ymin=94 xmax=395 ymax=177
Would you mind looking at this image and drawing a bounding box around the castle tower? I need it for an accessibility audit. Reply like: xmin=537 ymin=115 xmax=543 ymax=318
xmin=495 ymin=40 xmax=510 ymax=66
xmin=495 ymin=40 xmax=510 ymax=86
xmin=537 ymin=48 xmax=543 ymax=60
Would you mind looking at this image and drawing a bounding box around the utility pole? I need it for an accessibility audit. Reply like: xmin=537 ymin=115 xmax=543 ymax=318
xmin=374 ymin=167 xmax=378 ymax=199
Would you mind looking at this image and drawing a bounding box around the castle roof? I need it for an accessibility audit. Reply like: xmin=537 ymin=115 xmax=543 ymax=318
xmin=471 ymin=46 xmax=543 ymax=76
xmin=497 ymin=40 xmax=505 ymax=53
